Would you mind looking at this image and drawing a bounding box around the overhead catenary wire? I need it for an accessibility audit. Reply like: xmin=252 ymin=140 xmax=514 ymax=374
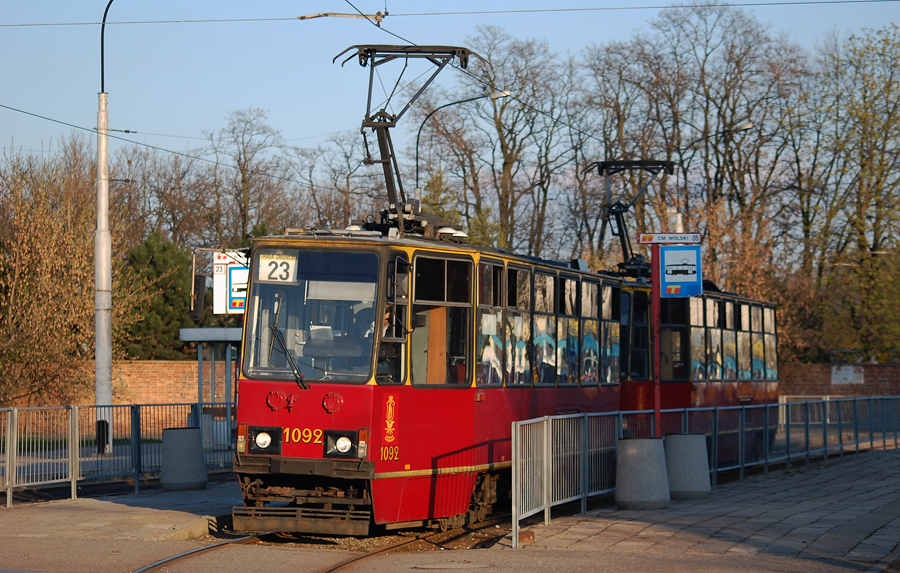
xmin=341 ymin=5 xmax=608 ymax=148
xmin=0 ymin=102 xmax=374 ymax=197
xmin=1 ymin=0 xmax=896 ymax=27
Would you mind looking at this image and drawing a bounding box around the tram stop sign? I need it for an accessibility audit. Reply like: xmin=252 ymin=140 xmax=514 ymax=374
xmin=638 ymin=233 xmax=703 ymax=298
xmin=660 ymin=245 xmax=703 ymax=298
xmin=213 ymin=251 xmax=249 ymax=314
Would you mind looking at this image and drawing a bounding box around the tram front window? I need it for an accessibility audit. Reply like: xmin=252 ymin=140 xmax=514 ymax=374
xmin=244 ymin=249 xmax=380 ymax=383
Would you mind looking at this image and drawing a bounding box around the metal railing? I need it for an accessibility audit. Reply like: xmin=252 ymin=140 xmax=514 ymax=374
xmin=2 ymin=403 xmax=234 ymax=507
xmin=511 ymin=396 xmax=900 ymax=547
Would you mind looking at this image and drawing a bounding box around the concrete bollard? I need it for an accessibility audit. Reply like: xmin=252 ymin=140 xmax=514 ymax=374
xmin=161 ymin=427 xmax=207 ymax=491
xmin=664 ymin=433 xmax=711 ymax=500
xmin=614 ymin=437 xmax=669 ymax=510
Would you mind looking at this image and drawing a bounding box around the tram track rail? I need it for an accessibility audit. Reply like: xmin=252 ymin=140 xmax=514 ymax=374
xmin=130 ymin=532 xmax=275 ymax=573
xmin=129 ymin=514 xmax=512 ymax=573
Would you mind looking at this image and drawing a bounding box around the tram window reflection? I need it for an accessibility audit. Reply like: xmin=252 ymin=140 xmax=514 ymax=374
xmin=737 ymin=331 xmax=751 ymax=380
xmin=707 ymin=327 xmax=722 ymax=381
xmin=723 ymin=329 xmax=737 ymax=380
xmin=765 ymin=333 xmax=778 ymax=380
xmin=477 ymin=261 xmax=504 ymax=387
xmin=506 ymin=267 xmax=531 ymax=386
xmin=690 ymin=326 xmax=706 ymax=381
xmin=751 ymin=332 xmax=765 ymax=381
xmin=604 ymin=321 xmax=621 ymax=385
xmin=557 ymin=277 xmax=579 ymax=386
xmin=477 ymin=309 xmax=503 ymax=385
xmin=533 ymin=273 xmax=556 ymax=386
xmin=581 ymin=318 xmax=600 ymax=385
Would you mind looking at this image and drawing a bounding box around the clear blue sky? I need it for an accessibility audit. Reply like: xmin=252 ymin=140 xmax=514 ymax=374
xmin=1 ymin=1 xmax=897 ymax=159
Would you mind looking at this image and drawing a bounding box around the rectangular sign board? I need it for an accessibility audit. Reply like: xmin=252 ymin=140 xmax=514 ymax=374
xmin=638 ymin=233 xmax=701 ymax=244
xmin=213 ymin=251 xmax=249 ymax=315
xmin=660 ymin=244 xmax=703 ymax=298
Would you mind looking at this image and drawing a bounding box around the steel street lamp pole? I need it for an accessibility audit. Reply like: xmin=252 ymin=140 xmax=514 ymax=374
xmin=414 ymin=90 xmax=510 ymax=199
xmin=95 ymin=0 xmax=115 ymax=454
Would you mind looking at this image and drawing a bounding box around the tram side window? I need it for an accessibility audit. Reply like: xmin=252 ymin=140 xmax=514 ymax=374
xmin=630 ymin=291 xmax=650 ymax=380
xmin=764 ymin=307 xmax=778 ymax=381
xmin=580 ymin=281 xmax=600 ymax=385
xmin=617 ymin=290 xmax=630 ymax=381
xmin=751 ymin=305 xmax=765 ymax=381
xmin=557 ymin=278 xmax=579 ymax=386
xmin=722 ymin=301 xmax=737 ymax=381
xmin=601 ymin=284 xmax=621 ymax=385
xmin=690 ymin=298 xmax=706 ymax=381
xmin=411 ymin=257 xmax=472 ymax=386
xmin=476 ymin=262 xmax=504 ymax=386
xmin=736 ymin=303 xmax=752 ymax=381
xmin=706 ymin=298 xmax=723 ymax=381
xmin=506 ymin=267 xmax=532 ymax=385
xmin=660 ymin=298 xmax=688 ymax=381
xmin=533 ymin=273 xmax=557 ymax=385
xmin=378 ymin=255 xmax=409 ymax=385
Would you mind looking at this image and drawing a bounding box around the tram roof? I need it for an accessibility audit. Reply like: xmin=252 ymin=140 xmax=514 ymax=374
xmin=250 ymin=229 xmax=776 ymax=308
xmin=252 ymin=228 xmax=607 ymax=278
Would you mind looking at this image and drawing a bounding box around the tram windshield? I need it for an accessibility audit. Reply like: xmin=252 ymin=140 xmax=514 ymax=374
xmin=244 ymin=248 xmax=380 ymax=383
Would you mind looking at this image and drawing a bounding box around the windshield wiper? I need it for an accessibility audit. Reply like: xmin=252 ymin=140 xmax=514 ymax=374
xmin=268 ymin=295 xmax=309 ymax=390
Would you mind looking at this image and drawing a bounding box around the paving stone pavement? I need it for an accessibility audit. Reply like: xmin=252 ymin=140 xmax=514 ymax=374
xmin=497 ymin=449 xmax=900 ymax=572
xmin=0 ymin=480 xmax=243 ymax=541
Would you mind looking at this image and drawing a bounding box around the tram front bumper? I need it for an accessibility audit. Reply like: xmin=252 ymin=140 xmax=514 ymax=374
xmin=233 ymin=505 xmax=371 ymax=536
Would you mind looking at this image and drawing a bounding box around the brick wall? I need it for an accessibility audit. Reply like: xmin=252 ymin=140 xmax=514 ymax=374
xmin=73 ymin=360 xmax=238 ymax=405
xmin=780 ymin=363 xmax=900 ymax=397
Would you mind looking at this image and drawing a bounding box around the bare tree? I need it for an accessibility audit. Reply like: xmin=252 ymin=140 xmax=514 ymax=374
xmin=0 ymin=137 xmax=152 ymax=405
xmin=412 ymin=26 xmax=575 ymax=255
xmin=114 ymin=146 xmax=207 ymax=250
xmin=287 ymin=131 xmax=383 ymax=229
xmin=202 ymin=108 xmax=291 ymax=247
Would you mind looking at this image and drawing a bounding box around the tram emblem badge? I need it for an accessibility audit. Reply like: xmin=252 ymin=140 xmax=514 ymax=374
xmin=266 ymin=390 xmax=296 ymax=412
xmin=384 ymin=395 xmax=397 ymax=443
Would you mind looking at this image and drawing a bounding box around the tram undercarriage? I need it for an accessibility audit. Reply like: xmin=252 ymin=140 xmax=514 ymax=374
xmin=232 ymin=455 xmax=505 ymax=536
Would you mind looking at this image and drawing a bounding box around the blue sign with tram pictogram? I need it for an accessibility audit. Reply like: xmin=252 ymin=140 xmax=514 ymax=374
xmin=660 ymin=245 xmax=703 ymax=298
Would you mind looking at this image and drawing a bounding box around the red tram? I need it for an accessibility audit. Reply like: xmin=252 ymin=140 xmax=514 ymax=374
xmin=224 ymin=45 xmax=778 ymax=535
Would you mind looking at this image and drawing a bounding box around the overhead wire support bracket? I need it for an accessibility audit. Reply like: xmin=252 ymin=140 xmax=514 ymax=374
xmin=585 ymin=160 xmax=677 ymax=278
xmin=335 ymin=45 xmax=484 ymax=234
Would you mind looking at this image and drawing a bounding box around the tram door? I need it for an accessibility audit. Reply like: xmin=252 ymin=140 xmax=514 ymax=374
xmin=407 ymin=254 xmax=477 ymax=517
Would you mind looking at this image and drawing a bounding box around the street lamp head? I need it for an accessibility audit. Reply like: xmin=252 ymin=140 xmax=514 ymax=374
xmin=489 ymin=90 xmax=511 ymax=100
xmin=731 ymin=122 xmax=753 ymax=133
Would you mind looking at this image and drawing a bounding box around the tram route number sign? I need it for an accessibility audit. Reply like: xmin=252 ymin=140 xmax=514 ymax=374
xmin=213 ymin=251 xmax=249 ymax=315
xmin=638 ymin=233 xmax=701 ymax=244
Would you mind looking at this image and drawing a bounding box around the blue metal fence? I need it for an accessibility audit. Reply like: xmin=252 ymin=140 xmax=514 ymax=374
xmin=2 ymin=403 xmax=234 ymax=507
xmin=512 ymin=396 xmax=900 ymax=548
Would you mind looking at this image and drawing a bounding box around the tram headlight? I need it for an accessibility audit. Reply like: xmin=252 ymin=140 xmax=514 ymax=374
xmin=335 ymin=436 xmax=353 ymax=453
xmin=255 ymin=432 xmax=273 ymax=449
xmin=324 ymin=430 xmax=359 ymax=459
xmin=247 ymin=426 xmax=282 ymax=455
